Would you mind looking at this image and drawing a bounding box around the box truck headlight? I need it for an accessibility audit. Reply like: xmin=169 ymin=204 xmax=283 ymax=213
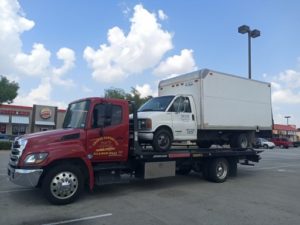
xmin=24 ymin=153 xmax=48 ymax=164
xmin=138 ymin=119 xmax=152 ymax=130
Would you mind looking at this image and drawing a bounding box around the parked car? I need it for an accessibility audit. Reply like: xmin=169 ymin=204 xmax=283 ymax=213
xmin=292 ymin=141 xmax=300 ymax=148
xmin=0 ymin=134 xmax=11 ymax=142
xmin=271 ymin=138 xmax=293 ymax=149
xmin=0 ymin=134 xmax=15 ymax=142
xmin=255 ymin=138 xmax=275 ymax=149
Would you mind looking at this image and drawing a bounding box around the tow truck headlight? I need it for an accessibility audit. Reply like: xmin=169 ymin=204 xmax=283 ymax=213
xmin=138 ymin=119 xmax=152 ymax=130
xmin=24 ymin=153 xmax=48 ymax=164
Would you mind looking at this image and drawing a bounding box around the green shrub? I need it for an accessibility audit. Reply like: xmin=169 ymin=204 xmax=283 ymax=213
xmin=0 ymin=141 xmax=12 ymax=150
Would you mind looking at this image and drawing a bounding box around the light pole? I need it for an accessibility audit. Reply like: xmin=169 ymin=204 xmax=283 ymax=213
xmin=284 ymin=116 xmax=291 ymax=125
xmin=238 ymin=25 xmax=261 ymax=79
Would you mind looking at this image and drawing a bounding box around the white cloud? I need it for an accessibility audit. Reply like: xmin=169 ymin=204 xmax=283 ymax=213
xmin=277 ymin=69 xmax=300 ymax=89
xmin=158 ymin=10 xmax=168 ymax=20
xmin=0 ymin=0 xmax=77 ymax=107
xmin=153 ymin=49 xmax=197 ymax=76
xmin=265 ymin=61 xmax=300 ymax=127
xmin=14 ymin=78 xmax=67 ymax=108
xmin=119 ymin=2 xmax=131 ymax=16
xmin=272 ymin=89 xmax=300 ymax=104
xmin=0 ymin=0 xmax=35 ymax=75
xmin=135 ymin=84 xmax=157 ymax=98
xmin=53 ymin=48 xmax=75 ymax=76
xmin=82 ymin=85 xmax=93 ymax=93
xmin=15 ymin=43 xmax=51 ymax=76
xmin=83 ymin=4 xmax=173 ymax=83
xmin=270 ymin=68 xmax=300 ymax=104
xmin=52 ymin=47 xmax=76 ymax=87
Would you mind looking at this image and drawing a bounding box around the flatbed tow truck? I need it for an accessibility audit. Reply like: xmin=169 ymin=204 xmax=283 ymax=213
xmin=8 ymin=97 xmax=262 ymax=204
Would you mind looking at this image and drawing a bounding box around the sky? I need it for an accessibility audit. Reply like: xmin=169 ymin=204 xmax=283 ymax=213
xmin=1 ymin=0 xmax=300 ymax=127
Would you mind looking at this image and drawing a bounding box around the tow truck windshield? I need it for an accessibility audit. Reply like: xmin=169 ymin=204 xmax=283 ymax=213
xmin=139 ymin=96 xmax=174 ymax=112
xmin=63 ymin=100 xmax=90 ymax=128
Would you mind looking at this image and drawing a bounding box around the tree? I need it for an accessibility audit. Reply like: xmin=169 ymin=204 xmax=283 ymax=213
xmin=104 ymin=87 xmax=152 ymax=109
xmin=126 ymin=87 xmax=152 ymax=109
xmin=104 ymin=87 xmax=126 ymax=99
xmin=0 ymin=76 xmax=19 ymax=104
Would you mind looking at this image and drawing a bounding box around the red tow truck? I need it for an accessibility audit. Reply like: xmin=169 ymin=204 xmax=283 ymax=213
xmin=8 ymin=97 xmax=261 ymax=204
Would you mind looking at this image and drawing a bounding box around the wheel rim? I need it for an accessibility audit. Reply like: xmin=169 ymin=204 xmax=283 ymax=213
xmin=50 ymin=171 xmax=78 ymax=200
xmin=157 ymin=133 xmax=170 ymax=149
xmin=240 ymin=135 xmax=248 ymax=148
xmin=216 ymin=162 xmax=228 ymax=179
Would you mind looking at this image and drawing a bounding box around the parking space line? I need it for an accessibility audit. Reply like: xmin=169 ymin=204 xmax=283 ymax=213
xmin=0 ymin=188 xmax=34 ymax=194
xmin=242 ymin=164 xmax=300 ymax=171
xmin=41 ymin=213 xmax=113 ymax=225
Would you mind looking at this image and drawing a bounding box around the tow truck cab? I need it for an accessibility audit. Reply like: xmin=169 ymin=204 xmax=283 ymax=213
xmin=8 ymin=98 xmax=134 ymax=201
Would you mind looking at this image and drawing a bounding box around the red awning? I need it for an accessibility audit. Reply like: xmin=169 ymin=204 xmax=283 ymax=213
xmin=273 ymin=124 xmax=297 ymax=131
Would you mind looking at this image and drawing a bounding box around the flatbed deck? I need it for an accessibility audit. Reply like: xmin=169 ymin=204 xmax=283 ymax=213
xmin=133 ymin=147 xmax=262 ymax=164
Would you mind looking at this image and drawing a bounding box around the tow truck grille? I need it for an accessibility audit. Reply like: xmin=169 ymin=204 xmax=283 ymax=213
xmin=9 ymin=140 xmax=22 ymax=167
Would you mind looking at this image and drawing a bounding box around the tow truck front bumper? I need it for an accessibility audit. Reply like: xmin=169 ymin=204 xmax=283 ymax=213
xmin=7 ymin=165 xmax=43 ymax=187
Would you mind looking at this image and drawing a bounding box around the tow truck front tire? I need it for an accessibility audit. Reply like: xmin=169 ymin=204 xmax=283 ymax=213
xmin=42 ymin=164 xmax=84 ymax=205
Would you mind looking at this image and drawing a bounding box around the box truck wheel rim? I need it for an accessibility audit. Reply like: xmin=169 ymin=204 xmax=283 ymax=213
xmin=237 ymin=133 xmax=248 ymax=148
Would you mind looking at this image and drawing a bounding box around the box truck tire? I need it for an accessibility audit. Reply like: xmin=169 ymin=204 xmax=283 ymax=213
xmin=152 ymin=128 xmax=172 ymax=151
xmin=230 ymin=133 xmax=249 ymax=148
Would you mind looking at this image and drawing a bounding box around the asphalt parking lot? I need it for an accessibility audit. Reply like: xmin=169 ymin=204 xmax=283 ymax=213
xmin=1 ymin=148 xmax=300 ymax=225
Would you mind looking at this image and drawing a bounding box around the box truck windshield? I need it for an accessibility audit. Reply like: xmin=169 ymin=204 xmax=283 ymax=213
xmin=139 ymin=95 xmax=174 ymax=112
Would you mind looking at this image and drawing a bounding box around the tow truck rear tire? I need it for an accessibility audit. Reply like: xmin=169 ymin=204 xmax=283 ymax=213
xmin=208 ymin=158 xmax=229 ymax=183
xmin=42 ymin=164 xmax=84 ymax=205
xmin=152 ymin=128 xmax=172 ymax=151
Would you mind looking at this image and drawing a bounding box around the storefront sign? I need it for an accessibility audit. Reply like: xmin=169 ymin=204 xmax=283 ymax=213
xmin=0 ymin=110 xmax=30 ymax=116
xmin=40 ymin=108 xmax=52 ymax=119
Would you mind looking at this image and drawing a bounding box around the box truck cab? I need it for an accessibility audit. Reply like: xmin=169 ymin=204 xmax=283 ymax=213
xmin=137 ymin=69 xmax=273 ymax=151
xmin=138 ymin=95 xmax=198 ymax=150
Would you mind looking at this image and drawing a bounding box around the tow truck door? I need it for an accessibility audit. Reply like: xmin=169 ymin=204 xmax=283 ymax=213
xmin=86 ymin=100 xmax=129 ymax=162
xmin=169 ymin=96 xmax=197 ymax=140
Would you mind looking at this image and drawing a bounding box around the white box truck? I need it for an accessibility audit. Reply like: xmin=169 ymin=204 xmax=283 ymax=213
xmin=137 ymin=69 xmax=273 ymax=151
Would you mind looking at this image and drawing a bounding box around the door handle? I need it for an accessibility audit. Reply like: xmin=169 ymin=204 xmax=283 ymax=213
xmin=192 ymin=114 xmax=195 ymax=121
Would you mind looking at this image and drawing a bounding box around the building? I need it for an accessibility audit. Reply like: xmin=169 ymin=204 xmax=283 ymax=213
xmin=0 ymin=104 xmax=66 ymax=136
xmin=273 ymin=124 xmax=298 ymax=142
